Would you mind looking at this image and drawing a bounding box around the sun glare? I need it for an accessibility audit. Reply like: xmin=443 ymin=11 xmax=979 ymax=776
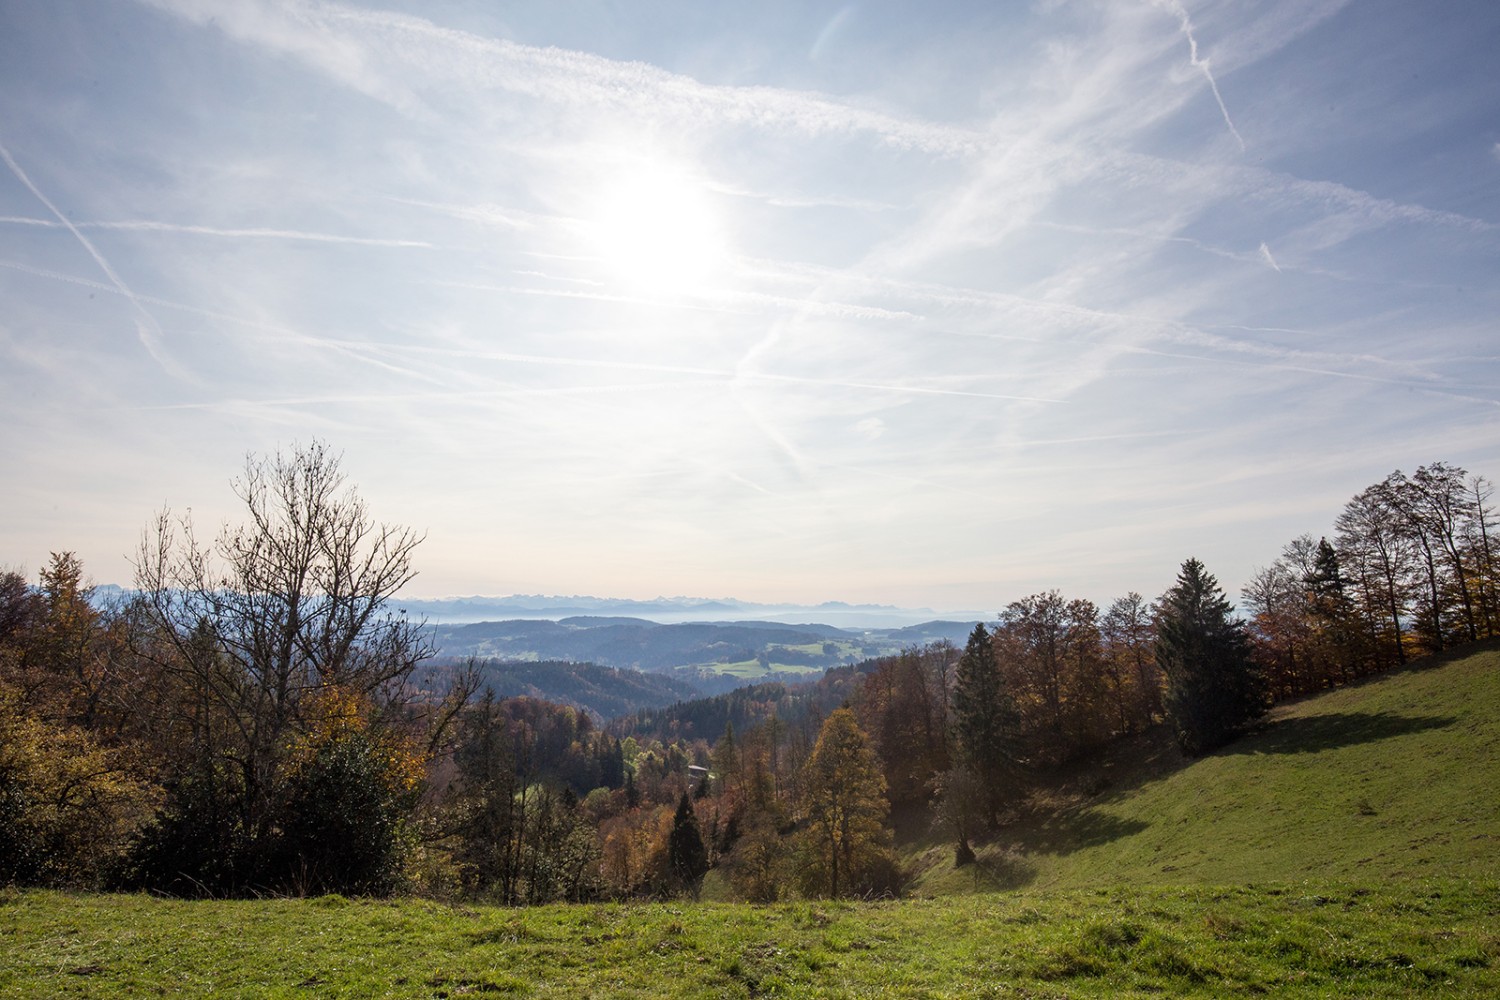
xmin=584 ymin=159 xmax=728 ymax=298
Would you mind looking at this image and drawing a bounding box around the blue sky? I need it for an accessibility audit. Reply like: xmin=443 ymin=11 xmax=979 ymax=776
xmin=2 ymin=0 xmax=1497 ymax=612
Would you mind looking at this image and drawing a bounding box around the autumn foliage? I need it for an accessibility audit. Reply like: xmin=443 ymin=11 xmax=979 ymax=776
xmin=2 ymin=455 xmax=1497 ymax=900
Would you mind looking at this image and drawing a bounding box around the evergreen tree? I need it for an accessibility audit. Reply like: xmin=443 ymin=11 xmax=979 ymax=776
xmin=1157 ymin=558 xmax=1267 ymax=756
xmin=950 ymin=623 xmax=1019 ymax=825
xmin=711 ymin=721 xmax=739 ymax=795
xmin=667 ymin=791 xmax=709 ymax=896
xmin=1305 ymin=537 xmax=1360 ymax=682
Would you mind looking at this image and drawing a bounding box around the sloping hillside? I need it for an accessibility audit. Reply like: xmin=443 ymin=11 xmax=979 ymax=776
xmin=914 ymin=644 xmax=1500 ymax=894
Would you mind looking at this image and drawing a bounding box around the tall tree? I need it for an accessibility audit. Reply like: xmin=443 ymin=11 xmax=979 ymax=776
xmin=1335 ymin=479 xmax=1413 ymax=666
xmin=1100 ymin=592 xmax=1160 ymax=731
xmin=950 ymin=623 xmax=1018 ymax=825
xmin=1406 ymin=462 xmax=1480 ymax=644
xmin=445 ymin=690 xmax=525 ymax=900
xmin=667 ymin=791 xmax=709 ymax=896
xmin=1241 ymin=559 xmax=1309 ymax=698
xmin=1304 ymin=537 xmax=1362 ymax=683
xmin=1157 ymin=558 xmax=1266 ymax=757
xmin=796 ymin=708 xmax=893 ymax=898
xmin=854 ymin=646 xmax=946 ymax=813
xmin=130 ymin=440 xmax=435 ymax=895
xmin=1465 ymin=473 xmax=1498 ymax=637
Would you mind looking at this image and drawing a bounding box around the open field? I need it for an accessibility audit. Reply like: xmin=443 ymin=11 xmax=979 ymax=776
xmin=696 ymin=657 xmax=826 ymax=678
xmin=4 ymin=880 xmax=1497 ymax=998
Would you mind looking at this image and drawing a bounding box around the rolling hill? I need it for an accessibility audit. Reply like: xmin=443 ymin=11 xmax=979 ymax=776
xmin=425 ymin=616 xmax=978 ymax=676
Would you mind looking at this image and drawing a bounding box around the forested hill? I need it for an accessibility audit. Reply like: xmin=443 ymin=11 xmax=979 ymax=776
xmin=418 ymin=658 xmax=702 ymax=722
xmin=424 ymin=617 xmax=977 ymax=673
xmin=612 ymin=661 xmax=874 ymax=743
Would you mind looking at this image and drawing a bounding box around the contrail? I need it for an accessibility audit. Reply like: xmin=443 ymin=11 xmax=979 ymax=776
xmin=376 ymin=343 xmax=1068 ymax=404
xmin=0 ymin=139 xmax=188 ymax=378
xmin=0 ymin=255 xmax=442 ymax=388
xmin=0 ymin=214 xmax=431 ymax=247
xmin=434 ymin=279 xmax=923 ymax=322
xmin=1258 ymin=241 xmax=1281 ymax=271
xmin=1159 ymin=0 xmax=1246 ymax=152
xmin=90 ymin=220 xmax=432 ymax=247
xmin=144 ymin=0 xmax=984 ymax=158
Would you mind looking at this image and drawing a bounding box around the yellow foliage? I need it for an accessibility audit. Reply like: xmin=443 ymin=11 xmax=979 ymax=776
xmin=289 ymin=685 xmax=426 ymax=797
xmin=0 ymin=682 xmax=158 ymax=886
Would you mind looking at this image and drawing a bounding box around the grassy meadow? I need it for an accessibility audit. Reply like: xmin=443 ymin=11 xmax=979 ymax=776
xmin=5 ymin=881 xmax=1497 ymax=998
xmin=911 ymin=644 xmax=1500 ymax=895
xmin=704 ymin=657 xmax=825 ymax=678
xmin=4 ymin=646 xmax=1499 ymax=998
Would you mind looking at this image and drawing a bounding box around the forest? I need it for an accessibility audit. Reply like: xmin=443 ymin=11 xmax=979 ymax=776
xmin=2 ymin=443 xmax=1496 ymax=903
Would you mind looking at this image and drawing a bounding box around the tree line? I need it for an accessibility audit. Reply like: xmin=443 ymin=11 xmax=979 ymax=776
xmin=2 ymin=445 xmax=1495 ymax=899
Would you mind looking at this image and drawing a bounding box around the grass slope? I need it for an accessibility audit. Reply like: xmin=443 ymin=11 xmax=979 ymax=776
xmin=4 ymin=882 xmax=1497 ymax=998
xmin=913 ymin=644 xmax=1500 ymax=894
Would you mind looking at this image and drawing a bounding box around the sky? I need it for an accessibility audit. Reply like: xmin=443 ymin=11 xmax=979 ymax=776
xmin=2 ymin=0 xmax=1498 ymax=615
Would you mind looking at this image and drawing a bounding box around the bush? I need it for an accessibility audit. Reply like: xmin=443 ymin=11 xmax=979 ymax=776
xmin=118 ymin=762 xmax=251 ymax=896
xmin=274 ymin=725 xmax=419 ymax=896
xmin=122 ymin=691 xmax=423 ymax=897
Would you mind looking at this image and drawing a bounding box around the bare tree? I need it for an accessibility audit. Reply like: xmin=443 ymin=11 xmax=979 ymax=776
xmin=132 ymin=440 xmax=434 ymax=891
xmin=1465 ymin=474 xmax=1497 ymax=637
xmin=1407 ymin=462 xmax=1480 ymax=643
xmin=1335 ymin=479 xmax=1413 ymax=665
xmin=1100 ymin=592 xmax=1159 ymax=731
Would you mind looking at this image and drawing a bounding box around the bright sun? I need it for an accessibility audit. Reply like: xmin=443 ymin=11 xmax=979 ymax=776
xmin=584 ymin=158 xmax=728 ymax=298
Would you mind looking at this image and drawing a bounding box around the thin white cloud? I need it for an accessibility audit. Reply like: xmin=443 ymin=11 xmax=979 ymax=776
xmin=0 ymin=256 xmax=447 ymax=389
xmin=1156 ymin=0 xmax=1247 ymax=151
xmin=706 ymin=180 xmax=900 ymax=213
xmin=739 ymin=252 xmax=1464 ymax=399
xmin=384 ymin=197 xmax=536 ymax=231
xmin=0 ymin=215 xmax=432 ymax=247
xmin=1257 ymin=241 xmax=1281 ymax=271
xmin=141 ymin=0 xmax=985 ymax=156
xmin=429 ymin=278 xmax=926 ymax=323
xmin=0 ymin=140 xmax=190 ymax=380
xmin=810 ymin=6 xmax=858 ymax=61
xmin=343 ymin=342 xmax=1068 ymax=405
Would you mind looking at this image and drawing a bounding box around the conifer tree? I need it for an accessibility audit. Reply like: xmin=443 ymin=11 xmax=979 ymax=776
xmin=667 ymin=791 xmax=708 ymax=896
xmin=1157 ymin=558 xmax=1266 ymax=756
xmin=950 ymin=623 xmax=1018 ymax=825
xmin=1305 ymin=537 xmax=1361 ymax=681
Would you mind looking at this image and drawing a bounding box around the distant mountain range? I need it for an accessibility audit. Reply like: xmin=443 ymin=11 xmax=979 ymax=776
xmin=89 ymin=585 xmax=984 ymax=684
xmin=90 ymin=587 xmax=989 ymax=630
xmin=397 ymin=593 xmax=987 ymax=629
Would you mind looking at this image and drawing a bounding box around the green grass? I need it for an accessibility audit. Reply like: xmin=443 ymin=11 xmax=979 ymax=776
xmin=693 ymin=658 xmax=825 ymax=678
xmin=4 ymin=646 xmax=1498 ymax=998
xmin=689 ymin=640 xmax=871 ymax=677
xmin=4 ymin=881 xmax=1497 ymax=997
xmin=912 ymin=645 xmax=1500 ymax=895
